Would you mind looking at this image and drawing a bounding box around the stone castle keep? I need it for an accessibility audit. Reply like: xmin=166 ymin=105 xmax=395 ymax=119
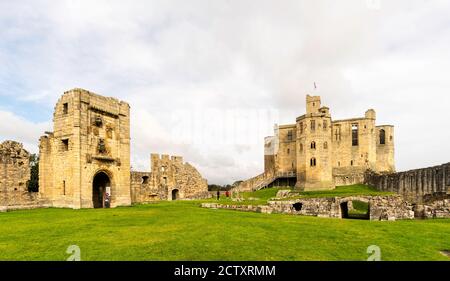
xmin=238 ymin=94 xmax=395 ymax=191
xmin=1 ymin=88 xmax=208 ymax=210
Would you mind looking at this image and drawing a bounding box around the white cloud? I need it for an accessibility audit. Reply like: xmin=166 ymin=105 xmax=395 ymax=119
xmin=0 ymin=0 xmax=450 ymax=183
xmin=0 ymin=110 xmax=51 ymax=153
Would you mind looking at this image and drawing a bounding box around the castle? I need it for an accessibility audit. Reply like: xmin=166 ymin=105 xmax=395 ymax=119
xmin=238 ymin=94 xmax=395 ymax=191
xmin=1 ymin=88 xmax=209 ymax=210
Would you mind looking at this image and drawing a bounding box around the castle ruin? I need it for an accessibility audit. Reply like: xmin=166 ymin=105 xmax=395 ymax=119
xmin=0 ymin=141 xmax=38 ymax=210
xmin=0 ymin=88 xmax=208 ymax=210
xmin=238 ymin=94 xmax=395 ymax=191
xmin=131 ymin=154 xmax=209 ymax=203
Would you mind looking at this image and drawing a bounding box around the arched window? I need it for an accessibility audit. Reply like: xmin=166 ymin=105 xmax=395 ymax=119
xmin=310 ymin=158 xmax=317 ymax=167
xmin=287 ymin=148 xmax=290 ymax=154
xmin=142 ymin=176 xmax=149 ymax=184
xmin=350 ymin=160 xmax=353 ymax=166
xmin=323 ymin=142 xmax=328 ymax=149
xmin=380 ymin=129 xmax=386 ymax=144
xmin=300 ymin=143 xmax=303 ymax=152
xmin=311 ymin=141 xmax=316 ymax=149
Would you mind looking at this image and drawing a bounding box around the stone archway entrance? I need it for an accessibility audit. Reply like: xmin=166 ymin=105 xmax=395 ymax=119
xmin=93 ymin=171 xmax=111 ymax=208
xmin=171 ymin=189 xmax=179 ymax=200
xmin=340 ymin=199 xmax=370 ymax=220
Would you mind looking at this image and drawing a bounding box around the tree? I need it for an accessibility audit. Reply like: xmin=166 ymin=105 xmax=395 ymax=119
xmin=28 ymin=154 xmax=39 ymax=192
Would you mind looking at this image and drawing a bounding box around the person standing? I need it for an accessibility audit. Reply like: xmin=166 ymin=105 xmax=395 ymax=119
xmin=216 ymin=190 xmax=220 ymax=200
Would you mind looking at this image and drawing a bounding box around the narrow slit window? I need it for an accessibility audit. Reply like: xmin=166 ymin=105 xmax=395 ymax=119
xmin=352 ymin=124 xmax=359 ymax=146
xmin=380 ymin=129 xmax=386 ymax=144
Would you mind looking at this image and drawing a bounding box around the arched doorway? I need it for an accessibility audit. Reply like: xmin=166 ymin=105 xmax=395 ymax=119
xmin=171 ymin=189 xmax=179 ymax=201
xmin=93 ymin=171 xmax=111 ymax=208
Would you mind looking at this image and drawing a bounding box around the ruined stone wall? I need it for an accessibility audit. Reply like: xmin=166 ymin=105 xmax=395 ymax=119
xmin=130 ymin=171 xmax=164 ymax=202
xmin=419 ymin=194 xmax=449 ymax=219
xmin=130 ymin=154 xmax=209 ymax=203
xmin=0 ymin=141 xmax=41 ymax=211
xmin=365 ymin=162 xmax=450 ymax=202
xmin=201 ymin=195 xmax=415 ymax=221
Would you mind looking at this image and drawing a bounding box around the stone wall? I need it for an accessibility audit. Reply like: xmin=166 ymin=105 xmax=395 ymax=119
xmin=333 ymin=167 xmax=366 ymax=186
xmin=412 ymin=193 xmax=450 ymax=219
xmin=130 ymin=171 xmax=164 ymax=202
xmin=201 ymin=195 xmax=415 ymax=221
xmin=365 ymin=162 xmax=450 ymax=202
xmin=131 ymin=154 xmax=210 ymax=203
xmin=0 ymin=141 xmax=41 ymax=210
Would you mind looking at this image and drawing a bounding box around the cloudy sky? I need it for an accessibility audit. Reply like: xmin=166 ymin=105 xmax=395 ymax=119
xmin=1 ymin=0 xmax=449 ymax=184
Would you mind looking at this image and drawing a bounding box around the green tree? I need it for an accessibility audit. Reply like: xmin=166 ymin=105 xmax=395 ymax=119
xmin=28 ymin=154 xmax=39 ymax=192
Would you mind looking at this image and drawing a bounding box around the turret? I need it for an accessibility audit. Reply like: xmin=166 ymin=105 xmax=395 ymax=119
xmin=306 ymin=95 xmax=321 ymax=114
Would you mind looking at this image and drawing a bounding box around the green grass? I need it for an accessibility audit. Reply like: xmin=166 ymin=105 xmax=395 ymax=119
xmin=350 ymin=200 xmax=370 ymax=214
xmin=203 ymin=187 xmax=283 ymax=205
xmin=277 ymin=184 xmax=394 ymax=200
xmin=0 ymin=200 xmax=449 ymax=261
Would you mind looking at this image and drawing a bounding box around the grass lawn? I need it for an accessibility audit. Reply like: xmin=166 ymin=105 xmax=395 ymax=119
xmin=285 ymin=184 xmax=395 ymax=199
xmin=0 ymin=200 xmax=449 ymax=261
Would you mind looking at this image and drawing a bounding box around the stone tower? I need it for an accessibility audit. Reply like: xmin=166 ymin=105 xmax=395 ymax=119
xmin=296 ymin=95 xmax=334 ymax=190
xmin=39 ymin=88 xmax=131 ymax=209
xmin=375 ymin=125 xmax=395 ymax=173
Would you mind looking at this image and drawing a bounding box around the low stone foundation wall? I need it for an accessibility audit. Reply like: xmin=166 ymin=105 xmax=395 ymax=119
xmin=0 ymin=191 xmax=44 ymax=212
xmin=201 ymin=195 xmax=416 ymax=221
xmin=413 ymin=194 xmax=450 ymax=219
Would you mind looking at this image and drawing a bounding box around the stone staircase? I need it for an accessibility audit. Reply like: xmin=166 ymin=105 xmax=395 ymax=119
xmin=236 ymin=171 xmax=296 ymax=192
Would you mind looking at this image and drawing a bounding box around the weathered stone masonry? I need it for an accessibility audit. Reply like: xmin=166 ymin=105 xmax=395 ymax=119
xmin=365 ymin=163 xmax=450 ymax=218
xmin=131 ymin=154 xmax=209 ymax=203
xmin=201 ymin=195 xmax=415 ymax=221
xmin=365 ymin=163 xmax=449 ymax=201
xmin=238 ymin=94 xmax=395 ymax=192
xmin=0 ymin=141 xmax=39 ymax=210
